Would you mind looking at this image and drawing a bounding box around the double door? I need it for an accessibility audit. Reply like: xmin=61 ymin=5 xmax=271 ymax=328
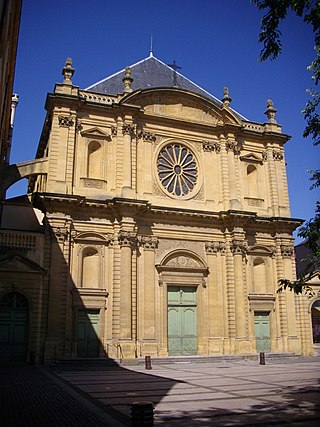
xmin=254 ymin=312 xmax=271 ymax=353
xmin=77 ymin=310 xmax=100 ymax=358
xmin=168 ymin=286 xmax=197 ymax=356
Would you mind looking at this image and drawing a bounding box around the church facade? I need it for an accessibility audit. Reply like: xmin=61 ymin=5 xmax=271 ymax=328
xmin=0 ymin=54 xmax=317 ymax=363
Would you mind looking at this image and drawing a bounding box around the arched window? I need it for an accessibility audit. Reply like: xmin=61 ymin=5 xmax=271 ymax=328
xmin=81 ymin=247 xmax=100 ymax=288
xmin=87 ymin=141 xmax=102 ymax=178
xmin=253 ymin=258 xmax=267 ymax=293
xmin=0 ymin=292 xmax=28 ymax=309
xmin=247 ymin=164 xmax=258 ymax=197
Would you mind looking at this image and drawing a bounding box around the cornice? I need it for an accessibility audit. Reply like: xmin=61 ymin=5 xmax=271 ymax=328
xmin=32 ymin=193 xmax=303 ymax=233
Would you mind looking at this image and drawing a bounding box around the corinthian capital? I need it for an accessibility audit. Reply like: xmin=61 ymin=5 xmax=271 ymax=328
xmin=139 ymin=235 xmax=159 ymax=250
xmin=122 ymin=122 xmax=135 ymax=136
xmin=230 ymin=239 xmax=247 ymax=256
xmin=205 ymin=241 xmax=226 ymax=254
xmin=281 ymin=245 xmax=294 ymax=258
xmin=118 ymin=231 xmax=137 ymax=248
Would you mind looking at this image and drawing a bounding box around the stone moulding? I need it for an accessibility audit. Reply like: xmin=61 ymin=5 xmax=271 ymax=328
xmin=248 ymin=293 xmax=276 ymax=311
xmin=80 ymin=177 xmax=107 ymax=190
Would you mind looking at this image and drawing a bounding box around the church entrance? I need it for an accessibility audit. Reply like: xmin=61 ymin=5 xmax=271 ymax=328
xmin=76 ymin=309 xmax=100 ymax=358
xmin=0 ymin=292 xmax=29 ymax=362
xmin=254 ymin=311 xmax=271 ymax=353
xmin=168 ymin=286 xmax=197 ymax=356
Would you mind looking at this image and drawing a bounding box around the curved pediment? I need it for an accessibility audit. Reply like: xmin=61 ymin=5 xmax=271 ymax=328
xmin=122 ymin=88 xmax=242 ymax=127
xmin=248 ymin=245 xmax=275 ymax=256
xmin=161 ymin=250 xmax=207 ymax=269
xmin=74 ymin=231 xmax=112 ymax=243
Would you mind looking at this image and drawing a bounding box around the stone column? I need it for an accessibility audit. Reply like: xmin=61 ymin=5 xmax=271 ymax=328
xmin=122 ymin=122 xmax=135 ymax=194
xmin=226 ymin=135 xmax=242 ymax=210
xmin=219 ymin=135 xmax=230 ymax=210
xmin=139 ymin=236 xmax=159 ymax=356
xmin=231 ymin=239 xmax=250 ymax=353
xmin=265 ymin=146 xmax=280 ymax=216
xmin=281 ymin=243 xmax=300 ymax=352
xmin=118 ymin=231 xmax=136 ymax=341
xmin=45 ymin=217 xmax=71 ymax=361
xmin=205 ymin=241 xmax=226 ymax=354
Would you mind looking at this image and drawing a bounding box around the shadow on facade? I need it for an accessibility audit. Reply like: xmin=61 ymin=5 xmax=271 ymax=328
xmin=0 ymin=195 xmax=180 ymax=415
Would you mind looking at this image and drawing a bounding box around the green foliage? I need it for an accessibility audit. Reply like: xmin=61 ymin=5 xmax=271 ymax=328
xmin=252 ymin=0 xmax=320 ymax=296
xmin=277 ymin=278 xmax=315 ymax=297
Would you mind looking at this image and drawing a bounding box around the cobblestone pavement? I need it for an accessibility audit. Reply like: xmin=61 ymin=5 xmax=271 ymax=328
xmin=54 ymin=357 xmax=320 ymax=426
xmin=0 ymin=365 xmax=124 ymax=427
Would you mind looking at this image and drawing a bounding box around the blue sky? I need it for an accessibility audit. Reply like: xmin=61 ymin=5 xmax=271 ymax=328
xmin=9 ymin=0 xmax=319 ymax=242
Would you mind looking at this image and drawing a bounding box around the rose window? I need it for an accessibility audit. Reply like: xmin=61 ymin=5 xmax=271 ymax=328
xmin=157 ymin=144 xmax=198 ymax=196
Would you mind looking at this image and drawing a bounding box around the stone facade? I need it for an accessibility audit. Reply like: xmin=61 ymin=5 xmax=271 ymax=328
xmin=0 ymin=56 xmax=317 ymax=362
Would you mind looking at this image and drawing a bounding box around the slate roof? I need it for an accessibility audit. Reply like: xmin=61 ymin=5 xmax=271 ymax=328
xmin=86 ymin=54 xmax=222 ymax=106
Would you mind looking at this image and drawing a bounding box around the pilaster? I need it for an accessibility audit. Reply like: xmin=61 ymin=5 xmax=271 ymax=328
xmin=138 ymin=236 xmax=159 ymax=356
xmin=205 ymin=241 xmax=226 ymax=354
xmin=118 ymin=229 xmax=137 ymax=357
xmin=44 ymin=215 xmax=72 ymax=361
xmin=121 ymin=121 xmax=135 ymax=196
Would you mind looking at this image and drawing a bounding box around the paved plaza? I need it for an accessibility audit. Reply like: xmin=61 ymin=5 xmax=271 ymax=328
xmin=1 ymin=357 xmax=320 ymax=426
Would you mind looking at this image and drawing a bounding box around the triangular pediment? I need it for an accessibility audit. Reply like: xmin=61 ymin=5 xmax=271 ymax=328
xmin=80 ymin=127 xmax=110 ymax=139
xmin=240 ymin=153 xmax=263 ymax=163
xmin=0 ymin=255 xmax=46 ymax=273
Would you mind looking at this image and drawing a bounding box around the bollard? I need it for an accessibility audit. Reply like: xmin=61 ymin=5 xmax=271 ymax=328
xmin=145 ymin=355 xmax=152 ymax=370
xmin=259 ymin=352 xmax=265 ymax=365
xmin=131 ymin=401 xmax=154 ymax=427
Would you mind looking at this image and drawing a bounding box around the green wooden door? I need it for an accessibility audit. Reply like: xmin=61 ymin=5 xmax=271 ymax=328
xmin=254 ymin=312 xmax=271 ymax=353
xmin=0 ymin=293 xmax=28 ymax=362
xmin=77 ymin=310 xmax=100 ymax=358
xmin=168 ymin=287 xmax=197 ymax=355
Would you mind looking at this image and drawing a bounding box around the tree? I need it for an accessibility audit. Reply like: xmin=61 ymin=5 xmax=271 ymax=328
xmin=252 ymin=0 xmax=320 ymax=296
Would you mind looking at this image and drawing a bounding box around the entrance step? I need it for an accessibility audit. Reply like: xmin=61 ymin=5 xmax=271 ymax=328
xmin=49 ymin=353 xmax=301 ymax=370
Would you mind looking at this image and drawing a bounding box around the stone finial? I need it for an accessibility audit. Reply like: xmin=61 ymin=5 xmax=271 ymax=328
xmin=222 ymin=87 xmax=232 ymax=107
xmin=264 ymin=99 xmax=277 ymax=123
xmin=62 ymin=57 xmax=75 ymax=84
xmin=122 ymin=66 xmax=133 ymax=93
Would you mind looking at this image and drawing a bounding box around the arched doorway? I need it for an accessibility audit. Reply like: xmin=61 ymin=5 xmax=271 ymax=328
xmin=311 ymin=300 xmax=320 ymax=344
xmin=157 ymin=251 xmax=208 ymax=357
xmin=0 ymin=292 xmax=29 ymax=362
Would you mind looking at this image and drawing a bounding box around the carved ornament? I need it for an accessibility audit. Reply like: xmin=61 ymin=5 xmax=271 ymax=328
xmin=122 ymin=122 xmax=135 ymax=136
xmin=52 ymin=227 xmax=69 ymax=242
xmin=139 ymin=235 xmax=159 ymax=250
xmin=205 ymin=241 xmax=226 ymax=254
xmin=230 ymin=240 xmax=248 ymax=256
xmin=202 ymin=140 xmax=221 ymax=152
xmin=226 ymin=139 xmax=241 ymax=155
xmin=272 ymin=149 xmax=283 ymax=161
xmin=118 ymin=231 xmax=137 ymax=248
xmin=281 ymin=245 xmax=294 ymax=258
xmin=111 ymin=125 xmax=117 ymax=137
xmin=245 ymin=197 xmax=264 ymax=207
xmin=166 ymin=256 xmax=199 ymax=268
xmin=58 ymin=115 xmax=74 ymax=127
xmin=82 ymin=178 xmax=104 ymax=189
xmin=138 ymin=130 xmax=156 ymax=142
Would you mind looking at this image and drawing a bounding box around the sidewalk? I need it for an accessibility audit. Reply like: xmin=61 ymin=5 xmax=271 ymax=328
xmin=1 ymin=357 xmax=320 ymax=426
